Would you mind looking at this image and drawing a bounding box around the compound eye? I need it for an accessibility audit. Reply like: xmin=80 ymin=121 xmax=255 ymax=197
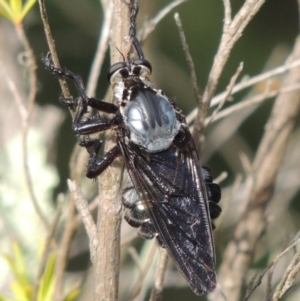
xmin=132 ymin=59 xmax=152 ymax=74
xmin=107 ymin=62 xmax=127 ymax=83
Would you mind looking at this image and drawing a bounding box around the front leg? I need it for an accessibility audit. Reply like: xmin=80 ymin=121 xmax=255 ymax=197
xmin=59 ymin=96 xmax=118 ymax=114
xmin=58 ymin=95 xmax=119 ymax=135
xmin=43 ymin=53 xmax=122 ymax=176
xmin=43 ymin=53 xmax=120 ymax=135
xmin=73 ymin=114 xmax=119 ymax=135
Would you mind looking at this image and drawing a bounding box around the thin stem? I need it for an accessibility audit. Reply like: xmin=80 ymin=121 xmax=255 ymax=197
xmin=126 ymin=241 xmax=157 ymax=301
xmin=206 ymin=62 xmax=243 ymax=126
xmin=68 ymin=180 xmax=98 ymax=264
xmin=209 ymin=36 xmax=300 ymax=301
xmin=272 ymin=248 xmax=300 ymax=300
xmin=37 ymin=0 xmax=71 ymax=104
xmin=149 ymin=248 xmax=169 ymax=301
xmin=92 ymin=1 xmax=131 ymax=299
xmin=54 ymin=194 xmax=75 ymax=301
xmin=174 ymin=13 xmax=202 ymax=106
xmin=192 ymin=0 xmax=266 ymax=145
xmin=186 ymin=58 xmax=300 ymax=125
xmin=139 ymin=0 xmax=187 ymax=43
xmin=13 ymin=23 xmax=50 ymax=230
xmin=243 ymin=235 xmax=300 ymax=301
xmin=86 ymin=0 xmax=113 ymax=96
xmin=223 ymin=0 xmax=232 ymax=28
xmin=206 ymin=83 xmax=300 ymax=125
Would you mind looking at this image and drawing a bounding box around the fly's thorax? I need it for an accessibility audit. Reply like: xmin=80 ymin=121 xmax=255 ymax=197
xmin=112 ymin=80 xmax=125 ymax=104
xmin=112 ymin=76 xmax=153 ymax=105
xmin=109 ymin=59 xmax=152 ymax=104
xmin=121 ymin=88 xmax=181 ymax=152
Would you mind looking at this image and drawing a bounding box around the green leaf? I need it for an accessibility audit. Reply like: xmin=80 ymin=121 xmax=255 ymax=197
xmin=21 ymin=0 xmax=35 ymax=20
xmin=11 ymin=242 xmax=30 ymax=288
xmin=10 ymin=0 xmax=22 ymax=14
xmin=64 ymin=289 xmax=80 ymax=301
xmin=0 ymin=0 xmax=36 ymax=24
xmin=2 ymin=242 xmax=30 ymax=291
xmin=37 ymin=254 xmax=56 ymax=301
xmin=10 ymin=281 xmax=30 ymax=301
xmin=0 ymin=0 xmax=14 ymax=19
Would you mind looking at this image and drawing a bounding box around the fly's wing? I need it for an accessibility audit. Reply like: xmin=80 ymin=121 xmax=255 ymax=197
xmin=119 ymin=140 xmax=217 ymax=295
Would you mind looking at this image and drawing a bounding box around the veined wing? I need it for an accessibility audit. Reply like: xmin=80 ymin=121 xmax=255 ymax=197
xmin=119 ymin=140 xmax=217 ymax=295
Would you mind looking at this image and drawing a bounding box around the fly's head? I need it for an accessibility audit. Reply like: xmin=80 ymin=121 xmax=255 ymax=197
xmin=107 ymin=59 xmax=152 ymax=105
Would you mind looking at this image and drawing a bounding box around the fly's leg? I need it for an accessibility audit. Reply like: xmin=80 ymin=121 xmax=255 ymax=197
xmin=59 ymin=95 xmax=118 ymax=114
xmin=80 ymin=140 xmax=121 ymax=178
xmin=43 ymin=52 xmax=121 ymax=178
xmin=43 ymin=52 xmax=118 ymax=133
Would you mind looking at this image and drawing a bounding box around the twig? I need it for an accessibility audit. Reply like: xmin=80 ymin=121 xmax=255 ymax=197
xmin=206 ymin=62 xmax=244 ymax=126
xmin=139 ymin=0 xmax=187 ymax=43
xmin=125 ymin=241 xmax=157 ymax=301
xmin=127 ymin=247 xmax=144 ymax=272
xmin=54 ymin=194 xmax=75 ymax=301
xmin=209 ymin=36 xmax=300 ymax=301
xmin=206 ymin=82 xmax=300 ymax=125
xmin=68 ymin=180 xmax=98 ymax=264
xmin=207 ymin=89 xmax=274 ymax=126
xmin=186 ymin=58 xmax=300 ymax=125
xmin=2 ymin=52 xmax=49 ymax=230
xmin=266 ymin=267 xmax=275 ymax=301
xmin=87 ymin=0 xmax=113 ymax=96
xmin=272 ymin=248 xmax=300 ymax=300
xmin=242 ymin=235 xmax=300 ymax=301
xmin=38 ymin=0 xmax=71 ymax=101
xmin=37 ymin=1 xmax=92 ymax=300
xmin=174 ymin=13 xmax=202 ymax=106
xmin=192 ymin=0 xmax=266 ymax=145
xmin=223 ymin=0 xmax=232 ymax=28
xmin=53 ymin=146 xmax=80 ymax=301
xmin=149 ymin=248 xmax=169 ymax=301
xmin=92 ymin=1 xmax=132 ymax=300
xmin=214 ymin=171 xmax=228 ymax=185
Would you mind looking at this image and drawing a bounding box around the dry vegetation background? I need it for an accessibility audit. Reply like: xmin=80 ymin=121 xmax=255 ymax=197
xmin=0 ymin=0 xmax=300 ymax=301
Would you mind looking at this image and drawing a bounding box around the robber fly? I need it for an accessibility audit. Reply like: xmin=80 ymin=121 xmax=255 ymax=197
xmin=43 ymin=0 xmax=221 ymax=295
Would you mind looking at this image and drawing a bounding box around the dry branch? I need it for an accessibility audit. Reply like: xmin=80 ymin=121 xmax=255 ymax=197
xmin=92 ymin=1 xmax=132 ymax=300
xmin=186 ymin=58 xmax=300 ymax=125
xmin=272 ymin=247 xmax=300 ymax=300
xmin=38 ymin=0 xmax=71 ymax=101
xmin=149 ymin=249 xmax=169 ymax=301
xmin=68 ymin=180 xmax=98 ymax=264
xmin=139 ymin=0 xmax=187 ymax=42
xmin=86 ymin=0 xmax=113 ymax=96
xmin=209 ymin=36 xmax=300 ymax=301
xmin=192 ymin=0 xmax=266 ymax=145
xmin=174 ymin=12 xmax=202 ymax=106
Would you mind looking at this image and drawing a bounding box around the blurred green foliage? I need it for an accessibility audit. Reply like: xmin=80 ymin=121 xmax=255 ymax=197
xmin=0 ymin=242 xmax=79 ymax=301
xmin=0 ymin=0 xmax=36 ymax=24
